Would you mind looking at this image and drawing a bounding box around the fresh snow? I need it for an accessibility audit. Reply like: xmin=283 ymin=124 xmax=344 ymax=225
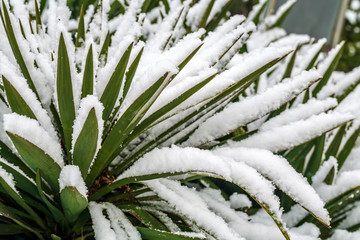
xmin=4 ymin=113 xmax=64 ymax=167
xmin=59 ymin=165 xmax=88 ymax=198
xmin=0 ymin=165 xmax=19 ymax=194
xmin=214 ymin=147 xmax=331 ymax=225
xmin=146 ymin=179 xmax=245 ymax=240
xmin=229 ymin=192 xmax=252 ymax=209
xmin=89 ymin=202 xmax=142 ymax=240
xmin=119 ymin=146 xmax=285 ymax=224
xmin=184 ymin=70 xmax=322 ymax=147
xmin=232 ymin=111 xmax=353 ymax=152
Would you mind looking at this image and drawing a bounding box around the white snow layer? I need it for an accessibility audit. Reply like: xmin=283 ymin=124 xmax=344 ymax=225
xmin=59 ymin=165 xmax=87 ymax=197
xmin=146 ymin=179 xmax=245 ymax=240
xmin=214 ymin=147 xmax=331 ymax=225
xmin=3 ymin=113 xmax=64 ymax=167
xmin=0 ymin=165 xmax=19 ymax=194
xmin=232 ymin=111 xmax=353 ymax=152
xmin=184 ymin=70 xmax=322 ymax=147
xmin=328 ymin=230 xmax=360 ymax=240
xmin=119 ymin=146 xmax=283 ymax=221
xmin=89 ymin=202 xmax=141 ymax=240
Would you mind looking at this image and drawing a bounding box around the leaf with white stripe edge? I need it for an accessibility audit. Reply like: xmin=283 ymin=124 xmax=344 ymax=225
xmin=214 ymin=147 xmax=331 ymax=227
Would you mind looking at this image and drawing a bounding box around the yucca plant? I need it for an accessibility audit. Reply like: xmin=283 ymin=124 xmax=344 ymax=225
xmin=1 ymin=0 xmax=360 ymax=239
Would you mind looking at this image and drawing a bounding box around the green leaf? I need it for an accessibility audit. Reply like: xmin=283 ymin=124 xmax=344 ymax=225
xmin=0 ymin=1 xmax=40 ymax=100
xmin=305 ymin=133 xmax=326 ymax=182
xmin=268 ymin=0 xmax=296 ymax=29
xmin=305 ymin=41 xmax=326 ymax=71
xmin=107 ymin=47 xmax=144 ymax=131
xmin=0 ymin=224 xmax=27 ymax=235
xmin=178 ymin=44 xmax=202 ymax=71
xmin=0 ymin=159 xmax=40 ymax=199
xmin=57 ymin=33 xmax=76 ymax=153
xmin=60 ymin=186 xmax=88 ymax=223
xmin=206 ymin=0 xmax=234 ymax=32
xmin=325 ymin=124 xmax=347 ymax=160
xmin=75 ymin=5 xmax=85 ymax=48
xmin=128 ymin=73 xmax=217 ymax=147
xmin=0 ymin=172 xmax=46 ymax=230
xmin=34 ymin=0 xmax=42 ymax=33
xmin=128 ymin=206 xmax=168 ymax=231
xmin=81 ymin=44 xmax=94 ymax=98
xmin=312 ymin=41 xmax=345 ymax=97
xmin=282 ymin=46 xmax=298 ymax=79
xmin=246 ymin=0 xmax=268 ymax=25
xmin=3 ymin=76 xmax=36 ymax=119
xmin=198 ymin=0 xmax=215 ymax=29
xmin=0 ymin=201 xmax=44 ymax=239
xmin=0 ymin=140 xmax=36 ymax=183
xmin=114 ymin=52 xmax=290 ymax=174
xmin=35 ymin=169 xmax=67 ymax=224
xmin=100 ymin=42 xmax=133 ymax=121
xmin=137 ymin=227 xmax=206 ymax=240
xmin=6 ymin=132 xmax=61 ymax=192
xmin=121 ymin=47 xmax=144 ymax=102
xmin=337 ymin=125 xmax=360 ymax=170
xmin=87 ymin=72 xmax=170 ymax=185
xmin=73 ymin=108 xmax=99 ymax=178
xmin=99 ymin=31 xmax=110 ymax=65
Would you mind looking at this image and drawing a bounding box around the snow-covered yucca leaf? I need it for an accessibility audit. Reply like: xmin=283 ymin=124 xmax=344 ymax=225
xmin=1 ymin=0 xmax=360 ymax=239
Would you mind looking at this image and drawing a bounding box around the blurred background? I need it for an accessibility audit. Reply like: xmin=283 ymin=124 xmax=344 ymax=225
xmin=231 ymin=0 xmax=360 ymax=72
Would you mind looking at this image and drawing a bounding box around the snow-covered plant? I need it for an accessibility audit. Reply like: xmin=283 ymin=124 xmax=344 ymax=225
xmin=1 ymin=0 xmax=360 ymax=239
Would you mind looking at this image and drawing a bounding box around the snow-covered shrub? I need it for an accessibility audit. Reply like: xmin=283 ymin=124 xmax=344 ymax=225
xmin=1 ymin=0 xmax=360 ymax=239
